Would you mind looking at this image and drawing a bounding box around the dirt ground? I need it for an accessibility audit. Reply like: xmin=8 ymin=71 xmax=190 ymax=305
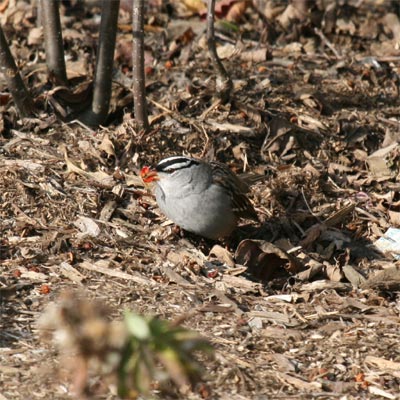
xmin=1 ymin=1 xmax=400 ymax=399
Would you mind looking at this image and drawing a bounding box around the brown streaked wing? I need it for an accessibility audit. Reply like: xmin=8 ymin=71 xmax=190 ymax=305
xmin=210 ymin=162 xmax=258 ymax=221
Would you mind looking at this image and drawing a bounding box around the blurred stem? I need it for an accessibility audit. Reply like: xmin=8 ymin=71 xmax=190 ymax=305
xmin=132 ymin=0 xmax=149 ymax=131
xmin=0 ymin=25 xmax=35 ymax=117
xmin=207 ymin=0 xmax=232 ymax=103
xmin=40 ymin=0 xmax=68 ymax=85
xmin=79 ymin=0 xmax=120 ymax=127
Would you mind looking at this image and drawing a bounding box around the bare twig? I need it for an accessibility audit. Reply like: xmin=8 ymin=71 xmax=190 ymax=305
xmin=132 ymin=0 xmax=149 ymax=131
xmin=40 ymin=0 xmax=68 ymax=85
xmin=207 ymin=0 xmax=232 ymax=103
xmin=314 ymin=27 xmax=341 ymax=59
xmin=0 ymin=25 xmax=35 ymax=117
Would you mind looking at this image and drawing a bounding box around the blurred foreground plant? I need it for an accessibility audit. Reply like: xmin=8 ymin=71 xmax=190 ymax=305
xmin=39 ymin=291 xmax=213 ymax=398
xmin=119 ymin=311 xmax=213 ymax=398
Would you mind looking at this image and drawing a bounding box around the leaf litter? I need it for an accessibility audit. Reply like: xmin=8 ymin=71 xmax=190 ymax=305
xmin=1 ymin=1 xmax=400 ymax=399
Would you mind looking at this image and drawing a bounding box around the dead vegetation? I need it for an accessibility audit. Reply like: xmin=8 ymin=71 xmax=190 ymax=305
xmin=1 ymin=0 xmax=400 ymax=399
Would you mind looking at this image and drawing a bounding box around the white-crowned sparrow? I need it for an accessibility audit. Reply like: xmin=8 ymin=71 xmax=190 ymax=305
xmin=140 ymin=156 xmax=258 ymax=239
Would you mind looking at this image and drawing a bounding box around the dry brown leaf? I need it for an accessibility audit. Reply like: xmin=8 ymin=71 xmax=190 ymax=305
xmin=382 ymin=13 xmax=400 ymax=42
xmin=232 ymin=142 xmax=249 ymax=166
xmin=297 ymin=91 xmax=322 ymax=112
xmin=180 ymin=0 xmax=206 ymax=14
xmin=367 ymin=143 xmax=400 ymax=179
xmin=216 ymin=43 xmax=237 ymax=60
xmin=336 ymin=18 xmax=356 ymax=35
xmin=388 ymin=209 xmax=400 ymax=226
xmin=209 ymin=245 xmax=235 ymax=268
xmin=125 ymin=174 xmax=145 ymax=187
xmin=98 ymin=133 xmax=116 ymax=162
xmin=295 ymin=261 xmax=324 ymax=281
xmin=301 ymin=204 xmax=355 ymax=249
xmin=296 ymin=114 xmax=328 ymax=132
xmin=233 ymin=100 xmax=263 ymax=125
xmin=27 ymin=27 xmax=42 ymax=45
xmin=261 ymin=117 xmax=293 ymax=154
xmin=226 ymin=0 xmax=249 ymax=22
xmin=235 ymin=239 xmax=302 ymax=282
xmin=48 ymin=83 xmax=93 ymax=116
xmin=276 ymin=4 xmax=306 ymax=29
xmin=271 ymin=354 xmax=297 ymax=372
xmin=361 ymin=266 xmax=400 ymax=291
xmin=240 ymin=48 xmax=269 ymax=62
xmin=324 ymin=263 xmax=343 ymax=282
xmin=0 ymin=0 xmax=10 ymax=13
xmin=62 ymin=145 xmax=115 ymax=188
xmin=342 ymin=265 xmax=367 ymax=287
xmin=299 ymin=224 xmax=326 ymax=249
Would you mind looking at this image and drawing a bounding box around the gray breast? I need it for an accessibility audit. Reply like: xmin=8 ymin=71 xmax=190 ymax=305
xmin=155 ymin=181 xmax=237 ymax=239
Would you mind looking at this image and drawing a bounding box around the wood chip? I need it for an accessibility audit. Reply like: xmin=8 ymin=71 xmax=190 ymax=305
xmin=361 ymin=266 xmax=400 ymax=291
xmin=365 ymin=356 xmax=400 ymax=371
xmin=220 ymin=274 xmax=261 ymax=293
xmin=248 ymin=310 xmax=290 ymax=325
xmin=211 ymin=289 xmax=243 ymax=315
xmin=300 ymin=280 xmax=352 ymax=293
xmin=342 ymin=264 xmax=367 ymax=287
xmin=368 ymin=386 xmax=396 ymax=399
xmin=275 ymin=372 xmax=322 ymax=391
xmin=57 ymin=262 xmax=86 ymax=284
xmin=160 ymin=263 xmax=195 ymax=288
xmin=78 ymin=261 xmax=156 ymax=286
xmin=99 ymin=200 xmax=117 ymax=222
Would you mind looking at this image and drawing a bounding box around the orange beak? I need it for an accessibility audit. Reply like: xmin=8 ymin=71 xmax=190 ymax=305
xmin=140 ymin=165 xmax=159 ymax=183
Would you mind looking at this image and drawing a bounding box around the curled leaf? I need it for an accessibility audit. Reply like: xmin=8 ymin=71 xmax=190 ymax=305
xmin=235 ymin=239 xmax=302 ymax=282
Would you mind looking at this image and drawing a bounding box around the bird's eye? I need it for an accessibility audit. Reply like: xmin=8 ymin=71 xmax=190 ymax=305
xmin=164 ymin=168 xmax=178 ymax=174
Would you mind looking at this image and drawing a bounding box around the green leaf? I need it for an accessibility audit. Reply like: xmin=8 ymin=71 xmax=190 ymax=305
xmin=216 ymin=19 xmax=239 ymax=33
xmin=124 ymin=311 xmax=150 ymax=340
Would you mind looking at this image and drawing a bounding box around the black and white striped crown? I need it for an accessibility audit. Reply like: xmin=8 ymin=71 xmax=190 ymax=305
xmin=156 ymin=156 xmax=199 ymax=173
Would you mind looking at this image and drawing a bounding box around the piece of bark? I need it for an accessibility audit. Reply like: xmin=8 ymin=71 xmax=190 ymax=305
xmin=361 ymin=266 xmax=400 ymax=291
xmin=58 ymin=262 xmax=86 ymax=284
xmin=79 ymin=260 xmax=156 ymax=286
xmin=367 ymin=143 xmax=399 ymax=179
xmin=300 ymin=280 xmax=352 ymax=293
xmin=342 ymin=265 xmax=367 ymax=287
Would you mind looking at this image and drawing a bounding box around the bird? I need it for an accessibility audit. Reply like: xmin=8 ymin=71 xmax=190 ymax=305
xmin=140 ymin=156 xmax=258 ymax=240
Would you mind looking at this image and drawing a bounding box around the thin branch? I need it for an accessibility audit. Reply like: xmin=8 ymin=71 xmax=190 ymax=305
xmin=40 ymin=0 xmax=68 ymax=85
xmin=0 ymin=25 xmax=35 ymax=117
xmin=132 ymin=0 xmax=149 ymax=131
xmin=207 ymin=0 xmax=232 ymax=103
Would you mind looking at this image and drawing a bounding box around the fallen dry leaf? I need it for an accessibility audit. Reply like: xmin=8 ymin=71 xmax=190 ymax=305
xmin=235 ymin=239 xmax=302 ymax=282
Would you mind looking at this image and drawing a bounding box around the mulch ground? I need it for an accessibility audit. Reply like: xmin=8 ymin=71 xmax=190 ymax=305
xmin=1 ymin=1 xmax=400 ymax=399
